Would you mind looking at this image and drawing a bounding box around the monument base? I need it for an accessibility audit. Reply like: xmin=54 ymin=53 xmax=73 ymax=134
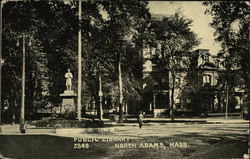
xmin=60 ymin=91 xmax=77 ymax=114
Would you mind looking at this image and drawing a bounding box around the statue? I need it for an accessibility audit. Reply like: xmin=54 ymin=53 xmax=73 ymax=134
xmin=65 ymin=69 xmax=73 ymax=91
xmin=60 ymin=69 xmax=76 ymax=114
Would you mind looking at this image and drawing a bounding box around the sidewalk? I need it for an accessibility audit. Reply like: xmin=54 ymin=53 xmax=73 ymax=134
xmin=0 ymin=118 xmax=248 ymax=134
xmin=0 ymin=124 xmax=20 ymax=134
xmin=119 ymin=117 xmax=249 ymax=124
xmin=206 ymin=118 xmax=249 ymax=124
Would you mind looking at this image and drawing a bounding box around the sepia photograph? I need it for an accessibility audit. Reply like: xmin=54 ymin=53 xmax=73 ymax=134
xmin=0 ymin=0 xmax=249 ymax=159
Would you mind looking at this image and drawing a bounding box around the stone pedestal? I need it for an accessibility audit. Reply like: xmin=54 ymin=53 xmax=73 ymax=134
xmin=60 ymin=90 xmax=77 ymax=114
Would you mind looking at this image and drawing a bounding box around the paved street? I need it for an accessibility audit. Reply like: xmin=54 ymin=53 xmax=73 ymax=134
xmin=0 ymin=120 xmax=249 ymax=159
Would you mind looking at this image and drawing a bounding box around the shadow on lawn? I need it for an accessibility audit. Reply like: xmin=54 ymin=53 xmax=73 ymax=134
xmin=0 ymin=124 xmax=248 ymax=159
xmin=0 ymin=135 xmax=110 ymax=159
xmin=162 ymin=131 xmax=248 ymax=159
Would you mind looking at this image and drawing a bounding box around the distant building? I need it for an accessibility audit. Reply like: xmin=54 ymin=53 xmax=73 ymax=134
xmin=142 ymin=48 xmax=246 ymax=117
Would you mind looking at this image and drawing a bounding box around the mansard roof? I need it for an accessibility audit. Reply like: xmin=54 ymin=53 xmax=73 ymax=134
xmin=198 ymin=61 xmax=217 ymax=69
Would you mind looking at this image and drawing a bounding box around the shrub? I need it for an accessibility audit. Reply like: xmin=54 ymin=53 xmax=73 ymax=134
xmin=35 ymin=119 xmax=50 ymax=127
xmin=62 ymin=110 xmax=76 ymax=120
xmin=85 ymin=120 xmax=104 ymax=128
xmin=32 ymin=118 xmax=105 ymax=128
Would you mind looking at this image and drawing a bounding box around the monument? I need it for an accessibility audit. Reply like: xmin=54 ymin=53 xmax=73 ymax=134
xmin=60 ymin=69 xmax=77 ymax=114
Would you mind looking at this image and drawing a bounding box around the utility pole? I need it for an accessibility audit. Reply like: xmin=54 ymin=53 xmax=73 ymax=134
xmin=0 ymin=0 xmax=3 ymax=125
xmin=77 ymin=0 xmax=82 ymax=121
xmin=20 ymin=34 xmax=25 ymax=133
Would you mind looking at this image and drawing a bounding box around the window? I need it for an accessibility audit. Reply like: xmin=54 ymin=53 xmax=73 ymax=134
xmin=202 ymin=55 xmax=209 ymax=62
xmin=204 ymin=55 xmax=209 ymax=62
xmin=203 ymin=74 xmax=211 ymax=86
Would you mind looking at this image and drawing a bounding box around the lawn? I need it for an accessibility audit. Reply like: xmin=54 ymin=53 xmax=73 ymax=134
xmin=0 ymin=132 xmax=248 ymax=159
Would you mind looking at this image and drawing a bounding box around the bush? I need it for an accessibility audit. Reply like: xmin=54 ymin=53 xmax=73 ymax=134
xmin=50 ymin=120 xmax=75 ymax=127
xmin=62 ymin=110 xmax=76 ymax=120
xmin=85 ymin=120 xmax=104 ymax=128
xmin=35 ymin=119 xmax=50 ymax=127
xmin=32 ymin=119 xmax=105 ymax=128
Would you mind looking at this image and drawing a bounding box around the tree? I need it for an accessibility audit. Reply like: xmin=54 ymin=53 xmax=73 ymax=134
xmin=2 ymin=1 xmax=49 ymax=123
xmin=203 ymin=1 xmax=249 ymax=117
xmin=2 ymin=1 xmax=151 ymax=123
xmin=203 ymin=1 xmax=249 ymax=88
xmin=151 ymin=11 xmax=200 ymax=120
xmin=90 ymin=0 xmax=150 ymax=122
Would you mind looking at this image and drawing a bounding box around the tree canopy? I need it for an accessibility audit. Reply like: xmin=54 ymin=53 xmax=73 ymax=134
xmin=203 ymin=1 xmax=249 ymax=88
xmin=149 ymin=11 xmax=200 ymax=120
xmin=1 ymin=0 xmax=151 ymax=122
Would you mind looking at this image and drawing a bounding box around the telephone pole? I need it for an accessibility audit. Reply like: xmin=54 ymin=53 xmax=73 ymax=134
xmin=0 ymin=0 xmax=3 ymax=125
xmin=77 ymin=0 xmax=82 ymax=121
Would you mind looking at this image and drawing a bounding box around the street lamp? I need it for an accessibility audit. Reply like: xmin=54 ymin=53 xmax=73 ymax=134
xmin=98 ymin=75 xmax=103 ymax=120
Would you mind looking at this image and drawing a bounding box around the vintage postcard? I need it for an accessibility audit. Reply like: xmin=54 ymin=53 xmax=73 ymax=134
xmin=0 ymin=1 xmax=249 ymax=159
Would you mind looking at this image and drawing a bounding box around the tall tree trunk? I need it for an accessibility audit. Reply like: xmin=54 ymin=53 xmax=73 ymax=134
xmin=170 ymin=70 xmax=175 ymax=121
xmin=118 ymin=52 xmax=123 ymax=122
xmin=225 ymin=81 xmax=229 ymax=119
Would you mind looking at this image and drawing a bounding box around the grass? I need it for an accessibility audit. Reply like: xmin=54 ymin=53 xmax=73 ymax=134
xmin=0 ymin=122 xmax=248 ymax=159
xmin=0 ymin=133 xmax=247 ymax=159
xmin=0 ymin=135 xmax=110 ymax=159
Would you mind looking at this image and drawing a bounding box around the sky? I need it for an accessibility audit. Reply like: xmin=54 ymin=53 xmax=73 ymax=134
xmin=148 ymin=1 xmax=222 ymax=55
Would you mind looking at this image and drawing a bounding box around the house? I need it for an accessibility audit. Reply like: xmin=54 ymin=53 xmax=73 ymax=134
xmin=142 ymin=48 xmax=246 ymax=117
